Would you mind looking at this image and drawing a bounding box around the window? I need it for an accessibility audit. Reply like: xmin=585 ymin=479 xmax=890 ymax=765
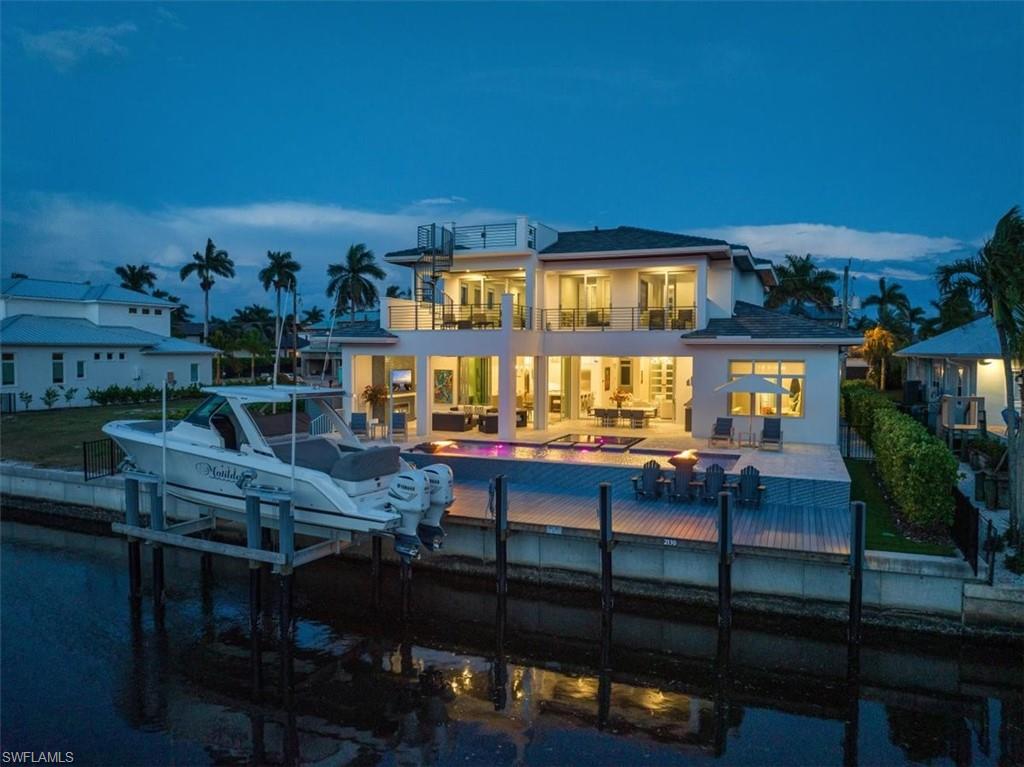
xmin=52 ymin=353 xmax=64 ymax=384
xmin=76 ymin=360 xmax=86 ymax=379
xmin=184 ymin=395 xmax=226 ymax=428
xmin=190 ymin=362 xmax=199 ymax=383
xmin=618 ymin=358 xmax=632 ymax=388
xmin=2 ymin=353 xmax=14 ymax=386
xmin=728 ymin=360 xmax=805 ymax=418
xmin=106 ymin=352 xmax=113 ymax=360
xmin=155 ymin=309 xmax=163 ymax=316
xmin=142 ymin=308 xmax=150 ymax=315
xmin=118 ymin=352 xmax=125 ymax=360
xmin=93 ymin=353 xmax=100 ymax=360
xmin=129 ymin=307 xmax=138 ymax=314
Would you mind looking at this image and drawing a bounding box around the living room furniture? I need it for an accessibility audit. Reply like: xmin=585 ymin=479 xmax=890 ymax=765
xmin=432 ymin=411 xmax=473 ymax=432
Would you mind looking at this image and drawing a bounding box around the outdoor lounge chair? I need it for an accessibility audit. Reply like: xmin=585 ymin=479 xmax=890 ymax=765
xmin=665 ymin=462 xmax=700 ymax=502
xmin=708 ymin=417 xmax=735 ymax=446
xmin=631 ymin=459 xmax=664 ymax=500
xmin=672 ymin=308 xmax=695 ymax=330
xmin=349 ymin=412 xmax=368 ymax=438
xmin=648 ymin=308 xmax=666 ymax=330
xmin=586 ymin=309 xmax=610 ymax=328
xmin=760 ymin=417 xmax=783 ymax=450
xmin=391 ymin=412 xmax=408 ymax=441
xmin=729 ymin=465 xmax=766 ymax=507
xmin=699 ymin=463 xmax=727 ymax=502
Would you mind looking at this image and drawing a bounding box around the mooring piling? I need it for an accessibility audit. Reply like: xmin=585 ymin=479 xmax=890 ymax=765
xmin=400 ymin=558 xmax=412 ymax=622
xmin=492 ymin=591 xmax=508 ymax=711
xmin=713 ymin=622 xmax=732 ymax=757
xmin=148 ymin=479 xmax=166 ymax=608
xmin=848 ymin=500 xmax=867 ymax=643
xmin=717 ymin=491 xmax=734 ymax=630
xmin=494 ymin=474 xmax=509 ymax=597
xmin=371 ymin=535 xmax=383 ymax=610
xmin=598 ymin=482 xmax=614 ymax=612
xmin=844 ymin=636 xmax=862 ymax=767
xmin=124 ymin=476 xmax=142 ymax=600
xmin=245 ymin=492 xmax=263 ymax=697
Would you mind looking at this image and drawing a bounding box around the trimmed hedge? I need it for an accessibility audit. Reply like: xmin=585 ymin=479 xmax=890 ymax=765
xmin=842 ymin=381 xmax=958 ymax=531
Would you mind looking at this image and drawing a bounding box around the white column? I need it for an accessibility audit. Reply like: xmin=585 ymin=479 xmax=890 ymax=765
xmin=534 ymin=355 xmax=548 ymax=430
xmin=695 ymin=263 xmax=708 ymax=328
xmin=498 ymin=353 xmax=517 ymax=441
xmin=568 ymin=356 xmax=581 ymax=420
xmin=415 ymin=354 xmax=431 ymax=437
xmin=340 ymin=348 xmax=356 ymax=419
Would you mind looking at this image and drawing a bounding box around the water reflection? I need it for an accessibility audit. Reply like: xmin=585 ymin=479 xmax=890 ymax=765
xmin=2 ymin=520 xmax=1021 ymax=767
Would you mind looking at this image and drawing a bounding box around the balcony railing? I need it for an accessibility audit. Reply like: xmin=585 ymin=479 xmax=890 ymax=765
xmin=454 ymin=222 xmax=519 ymax=251
xmin=540 ymin=306 xmax=697 ymax=332
xmin=389 ymin=302 xmax=529 ymax=331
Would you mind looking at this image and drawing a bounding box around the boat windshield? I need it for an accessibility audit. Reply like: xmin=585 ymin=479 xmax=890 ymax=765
xmin=184 ymin=395 xmax=228 ymax=428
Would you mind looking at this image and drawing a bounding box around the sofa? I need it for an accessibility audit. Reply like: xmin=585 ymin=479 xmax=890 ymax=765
xmin=478 ymin=409 xmax=528 ymax=433
xmin=432 ymin=411 xmax=474 ymax=432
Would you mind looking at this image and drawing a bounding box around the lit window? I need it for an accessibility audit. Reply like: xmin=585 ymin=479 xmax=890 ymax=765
xmin=52 ymin=353 xmax=64 ymax=384
xmin=727 ymin=360 xmax=805 ymax=418
xmin=76 ymin=360 xmax=86 ymax=379
xmin=2 ymin=353 xmax=14 ymax=386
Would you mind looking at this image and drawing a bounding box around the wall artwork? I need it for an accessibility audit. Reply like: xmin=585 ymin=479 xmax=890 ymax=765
xmin=434 ymin=369 xmax=454 ymax=404
xmin=603 ymin=367 xmax=611 ymax=391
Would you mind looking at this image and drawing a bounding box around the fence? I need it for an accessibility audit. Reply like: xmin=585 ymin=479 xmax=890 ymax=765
xmin=0 ymin=393 xmax=16 ymax=414
xmin=839 ymin=420 xmax=875 ymax=460
xmin=950 ymin=487 xmax=980 ymax=575
xmin=82 ymin=438 xmax=125 ymax=482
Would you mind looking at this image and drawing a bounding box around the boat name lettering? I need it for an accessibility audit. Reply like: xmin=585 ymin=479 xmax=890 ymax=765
xmin=195 ymin=462 xmax=245 ymax=483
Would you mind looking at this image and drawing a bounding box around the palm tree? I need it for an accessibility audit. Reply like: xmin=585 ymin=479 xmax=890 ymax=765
xmin=237 ymin=328 xmax=269 ymax=383
xmin=301 ymin=306 xmax=325 ymax=327
xmin=150 ymin=288 xmax=192 ymax=325
xmin=765 ymin=254 xmax=838 ymax=312
xmin=385 ymin=284 xmax=411 ymax=300
xmin=860 ymin=325 xmax=898 ymax=391
xmin=861 ymin=278 xmax=910 ymax=329
xmin=937 ymin=206 xmax=1024 ymax=540
xmin=326 ymin=244 xmax=386 ymax=326
xmin=258 ymin=251 xmax=301 ymax=358
xmin=115 ymin=264 xmax=157 ymax=293
xmin=231 ymin=305 xmax=275 ymax=339
xmin=207 ymin=328 xmax=238 ymax=384
xmin=179 ymin=238 xmax=235 ymax=343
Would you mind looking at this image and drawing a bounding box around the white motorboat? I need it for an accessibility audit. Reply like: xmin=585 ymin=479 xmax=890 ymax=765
xmin=102 ymin=385 xmax=454 ymax=558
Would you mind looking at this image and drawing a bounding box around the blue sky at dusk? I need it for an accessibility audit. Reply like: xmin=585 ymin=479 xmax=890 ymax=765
xmin=2 ymin=2 xmax=1021 ymax=318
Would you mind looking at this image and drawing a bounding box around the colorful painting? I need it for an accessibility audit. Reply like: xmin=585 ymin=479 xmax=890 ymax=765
xmin=434 ymin=369 xmax=453 ymax=404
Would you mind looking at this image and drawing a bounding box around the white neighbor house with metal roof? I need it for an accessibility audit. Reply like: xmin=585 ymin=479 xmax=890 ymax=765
xmin=328 ymin=218 xmax=862 ymax=446
xmin=1 ymin=277 xmax=216 ymax=411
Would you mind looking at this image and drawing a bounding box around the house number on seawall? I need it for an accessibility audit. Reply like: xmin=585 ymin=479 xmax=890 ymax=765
xmin=545 ymin=525 xmax=562 ymax=535
xmin=663 ymin=539 xmax=678 ymax=546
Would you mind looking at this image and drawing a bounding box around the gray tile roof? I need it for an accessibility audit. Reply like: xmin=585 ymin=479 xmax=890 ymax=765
xmin=682 ymin=301 xmax=864 ymax=341
xmin=1 ymin=277 xmax=175 ymax=306
xmin=895 ymin=316 xmax=1000 ymax=359
xmin=306 ymin=322 xmax=397 ymax=348
xmin=0 ymin=315 xmax=216 ymax=353
xmin=540 ymin=226 xmax=729 ymax=255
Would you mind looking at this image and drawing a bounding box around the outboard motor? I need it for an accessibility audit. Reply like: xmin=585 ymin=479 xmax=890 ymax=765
xmin=387 ymin=469 xmax=429 ymax=558
xmin=418 ymin=464 xmax=454 ymax=551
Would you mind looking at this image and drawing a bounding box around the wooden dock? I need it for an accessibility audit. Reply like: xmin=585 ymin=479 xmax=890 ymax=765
xmin=446 ymin=481 xmax=850 ymax=556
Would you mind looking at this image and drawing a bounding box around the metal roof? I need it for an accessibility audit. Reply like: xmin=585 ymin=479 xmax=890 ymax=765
xmin=895 ymin=317 xmax=1001 ymax=359
xmin=540 ymin=226 xmax=729 ymax=255
xmin=1 ymin=277 xmax=176 ymax=307
xmin=0 ymin=314 xmax=215 ymax=353
xmin=682 ymin=301 xmax=863 ymax=343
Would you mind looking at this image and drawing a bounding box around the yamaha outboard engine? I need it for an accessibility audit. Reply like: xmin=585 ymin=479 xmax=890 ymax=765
xmin=387 ymin=469 xmax=430 ymax=559
xmin=418 ymin=464 xmax=454 ymax=551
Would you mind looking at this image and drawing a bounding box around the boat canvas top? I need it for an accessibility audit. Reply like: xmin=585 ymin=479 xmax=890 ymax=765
xmin=201 ymin=385 xmax=346 ymax=404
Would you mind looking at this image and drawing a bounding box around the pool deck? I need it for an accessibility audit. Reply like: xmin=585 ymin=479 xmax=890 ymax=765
xmin=444 ymin=481 xmax=851 ymax=557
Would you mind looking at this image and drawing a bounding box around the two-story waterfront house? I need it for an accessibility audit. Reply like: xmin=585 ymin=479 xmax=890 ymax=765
xmin=1 ymin=277 xmax=216 ymax=411
xmin=326 ymin=218 xmax=862 ymax=445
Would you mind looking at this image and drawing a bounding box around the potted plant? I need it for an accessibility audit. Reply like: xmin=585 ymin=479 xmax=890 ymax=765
xmin=361 ymin=384 xmax=389 ymax=422
xmin=610 ymin=388 xmax=631 ymax=409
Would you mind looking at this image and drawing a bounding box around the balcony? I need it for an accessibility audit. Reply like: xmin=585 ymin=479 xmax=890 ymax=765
xmin=541 ymin=306 xmax=696 ymax=332
xmin=388 ymin=302 xmax=536 ymax=331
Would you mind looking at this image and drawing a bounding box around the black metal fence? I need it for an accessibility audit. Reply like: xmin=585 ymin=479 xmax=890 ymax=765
xmin=839 ymin=421 xmax=875 ymax=460
xmin=83 ymin=438 xmax=124 ymax=482
xmin=950 ymin=487 xmax=980 ymax=575
xmin=0 ymin=392 xmax=16 ymax=414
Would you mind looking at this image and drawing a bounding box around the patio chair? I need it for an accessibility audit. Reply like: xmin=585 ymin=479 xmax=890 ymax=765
xmin=672 ymin=308 xmax=695 ymax=330
xmin=760 ymin=417 xmax=783 ymax=450
xmin=648 ymin=308 xmax=666 ymax=330
xmin=626 ymin=409 xmax=646 ymax=429
xmin=708 ymin=417 xmax=735 ymax=446
xmin=349 ymin=412 xmax=368 ymax=438
xmin=391 ymin=412 xmax=408 ymax=441
xmin=699 ymin=463 xmax=727 ymax=503
xmin=730 ymin=465 xmax=766 ymax=507
xmin=631 ymin=459 xmax=664 ymax=500
xmin=586 ymin=309 xmax=610 ymax=329
xmin=665 ymin=462 xmax=700 ymax=503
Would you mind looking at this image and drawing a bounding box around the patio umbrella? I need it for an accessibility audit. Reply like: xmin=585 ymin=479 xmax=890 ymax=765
xmin=714 ymin=374 xmax=789 ymax=443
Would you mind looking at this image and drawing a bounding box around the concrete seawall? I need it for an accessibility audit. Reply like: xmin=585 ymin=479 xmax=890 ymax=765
xmin=2 ymin=461 xmax=1021 ymax=631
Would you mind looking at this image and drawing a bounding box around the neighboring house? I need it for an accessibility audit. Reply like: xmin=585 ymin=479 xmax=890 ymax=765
xmin=333 ymin=218 xmax=861 ymax=444
xmin=896 ymin=316 xmax=1021 ymax=436
xmin=1 ymin=277 xmax=216 ymax=411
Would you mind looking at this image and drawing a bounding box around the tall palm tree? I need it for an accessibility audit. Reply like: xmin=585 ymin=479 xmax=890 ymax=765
xmin=207 ymin=328 xmax=238 ymax=385
xmin=860 ymin=325 xmax=897 ymax=391
xmin=301 ymin=306 xmax=325 ymax=327
xmin=326 ymin=244 xmax=386 ymax=326
xmin=258 ymin=251 xmax=301 ymax=353
xmin=179 ymin=238 xmax=235 ymax=343
xmin=115 ymin=264 xmax=157 ymax=293
xmin=385 ymin=284 xmax=411 ymax=300
xmin=231 ymin=304 xmax=275 ymax=338
xmin=861 ymin=278 xmax=910 ymax=328
xmin=237 ymin=328 xmax=270 ymax=383
xmin=937 ymin=206 xmax=1024 ymax=540
xmin=765 ymin=254 xmax=838 ymax=312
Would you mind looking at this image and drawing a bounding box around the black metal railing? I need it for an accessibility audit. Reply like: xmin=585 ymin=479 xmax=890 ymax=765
xmin=539 ymin=306 xmax=697 ymax=332
xmin=83 ymin=437 xmax=125 ymax=482
xmin=950 ymin=487 xmax=980 ymax=575
xmin=840 ymin=420 xmax=875 ymax=459
xmin=0 ymin=392 xmax=16 ymax=414
xmin=454 ymin=222 xmax=518 ymax=250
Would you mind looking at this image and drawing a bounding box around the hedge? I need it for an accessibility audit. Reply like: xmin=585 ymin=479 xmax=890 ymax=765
xmin=841 ymin=381 xmax=958 ymax=531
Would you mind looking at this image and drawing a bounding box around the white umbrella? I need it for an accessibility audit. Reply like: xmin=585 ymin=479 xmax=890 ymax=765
xmin=714 ymin=374 xmax=789 ymax=444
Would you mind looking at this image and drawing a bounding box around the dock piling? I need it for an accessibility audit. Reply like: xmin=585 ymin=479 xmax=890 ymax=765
xmin=494 ymin=474 xmax=508 ymax=597
xmin=400 ymin=558 xmax=412 ymax=622
xmin=125 ymin=477 xmax=142 ymax=600
xmin=245 ymin=492 xmax=263 ymax=697
xmin=149 ymin=481 xmax=165 ymax=608
xmin=598 ymin=482 xmax=613 ymax=612
xmin=848 ymin=500 xmax=867 ymax=643
xmin=717 ymin=491 xmax=734 ymax=629
xmin=371 ymin=535 xmax=382 ymax=609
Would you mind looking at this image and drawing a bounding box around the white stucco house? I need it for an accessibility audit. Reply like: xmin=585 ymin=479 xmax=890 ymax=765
xmin=313 ymin=218 xmax=862 ymax=445
xmin=1 ymin=277 xmax=216 ymax=411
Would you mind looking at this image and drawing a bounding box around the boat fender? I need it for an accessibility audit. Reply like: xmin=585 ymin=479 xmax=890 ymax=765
xmin=421 ymin=464 xmax=455 ymax=507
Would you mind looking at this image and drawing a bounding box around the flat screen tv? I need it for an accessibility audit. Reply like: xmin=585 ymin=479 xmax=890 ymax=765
xmin=391 ymin=369 xmax=413 ymax=387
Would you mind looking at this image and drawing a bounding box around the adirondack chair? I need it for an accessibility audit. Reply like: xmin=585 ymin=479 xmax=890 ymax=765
xmin=699 ymin=463 xmax=727 ymax=502
xmin=709 ymin=417 xmax=735 ymax=446
xmin=732 ymin=465 xmax=766 ymax=507
xmin=391 ymin=412 xmax=408 ymax=441
xmin=666 ymin=461 xmax=699 ymax=502
xmin=760 ymin=417 xmax=783 ymax=450
xmin=349 ymin=412 xmax=368 ymax=438
xmin=631 ymin=459 xmax=664 ymax=500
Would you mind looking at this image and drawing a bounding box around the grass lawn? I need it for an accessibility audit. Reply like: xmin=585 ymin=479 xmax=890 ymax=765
xmin=1 ymin=400 xmax=203 ymax=469
xmin=845 ymin=458 xmax=955 ymax=556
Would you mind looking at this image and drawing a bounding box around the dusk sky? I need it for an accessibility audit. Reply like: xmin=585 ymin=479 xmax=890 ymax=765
xmin=2 ymin=2 xmax=1022 ymax=318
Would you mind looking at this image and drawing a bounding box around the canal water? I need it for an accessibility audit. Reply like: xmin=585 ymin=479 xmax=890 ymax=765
xmin=2 ymin=519 xmax=1021 ymax=766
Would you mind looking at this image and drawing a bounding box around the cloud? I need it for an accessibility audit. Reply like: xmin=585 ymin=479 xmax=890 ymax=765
xmin=691 ymin=223 xmax=964 ymax=263
xmin=849 ymin=266 xmax=933 ymax=282
xmin=155 ymin=7 xmax=186 ymax=30
xmin=20 ymin=22 xmax=138 ymax=71
xmin=1 ymin=194 xmax=521 ymax=317
xmin=413 ymin=196 xmax=467 ymax=206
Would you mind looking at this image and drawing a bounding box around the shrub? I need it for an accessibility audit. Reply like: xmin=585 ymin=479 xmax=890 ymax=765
xmin=62 ymin=386 xmax=78 ymax=405
xmin=18 ymin=392 xmax=32 ymax=409
xmin=41 ymin=387 xmax=60 ymax=409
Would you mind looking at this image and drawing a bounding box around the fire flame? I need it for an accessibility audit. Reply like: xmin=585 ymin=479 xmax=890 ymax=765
xmin=674 ymin=449 xmax=699 ymax=461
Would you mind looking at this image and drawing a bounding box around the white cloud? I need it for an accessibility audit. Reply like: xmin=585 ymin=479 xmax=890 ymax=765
xmin=155 ymin=7 xmax=186 ymax=30
xmin=414 ymin=196 xmax=467 ymax=206
xmin=20 ymin=22 xmax=138 ymax=71
xmin=691 ymin=223 xmax=964 ymax=263
xmin=849 ymin=266 xmax=933 ymax=282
